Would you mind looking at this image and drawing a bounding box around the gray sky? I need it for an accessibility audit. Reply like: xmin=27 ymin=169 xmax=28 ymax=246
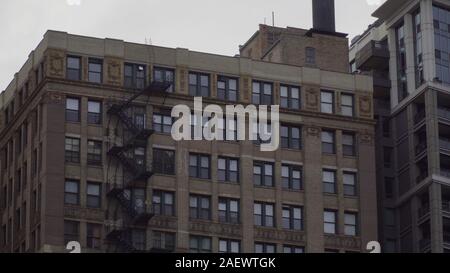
xmin=0 ymin=0 xmax=385 ymax=91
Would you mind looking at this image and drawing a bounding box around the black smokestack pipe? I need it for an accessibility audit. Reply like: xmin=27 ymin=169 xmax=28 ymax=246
xmin=312 ymin=0 xmax=336 ymax=33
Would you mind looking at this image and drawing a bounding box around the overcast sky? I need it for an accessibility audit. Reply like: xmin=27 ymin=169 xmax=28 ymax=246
xmin=0 ymin=0 xmax=386 ymax=91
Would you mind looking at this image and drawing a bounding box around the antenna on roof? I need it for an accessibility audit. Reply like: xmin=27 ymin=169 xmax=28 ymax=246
xmin=272 ymin=11 xmax=275 ymax=27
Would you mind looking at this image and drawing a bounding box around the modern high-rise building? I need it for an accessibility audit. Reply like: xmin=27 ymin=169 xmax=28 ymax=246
xmin=350 ymin=0 xmax=450 ymax=253
xmin=0 ymin=0 xmax=378 ymax=253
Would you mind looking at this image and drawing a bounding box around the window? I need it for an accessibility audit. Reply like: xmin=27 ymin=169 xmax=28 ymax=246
xmin=217 ymin=76 xmax=238 ymax=101
xmin=321 ymin=130 xmax=335 ymax=154
xmin=87 ymin=101 xmax=102 ymax=125
xmin=153 ymin=231 xmax=175 ymax=251
xmin=384 ymin=147 xmax=393 ymax=168
xmin=66 ymin=98 xmax=80 ymax=122
xmin=64 ymin=180 xmax=79 ymax=205
xmin=190 ymin=195 xmax=211 ymax=220
xmin=131 ymin=106 xmax=146 ymax=130
xmin=64 ymin=221 xmax=79 ymax=245
xmin=342 ymin=133 xmax=356 ymax=156
xmin=280 ymin=85 xmax=300 ymax=109
xmin=282 ymin=205 xmax=303 ymax=230
xmin=396 ymin=23 xmax=408 ymax=101
xmin=189 ymin=72 xmax=210 ymax=97
xmin=66 ymin=56 xmax=81 ymax=81
xmin=255 ymin=243 xmax=276 ymax=253
xmin=219 ymin=239 xmax=240 ymax=253
xmin=252 ymin=81 xmax=273 ymax=105
xmin=153 ymin=149 xmax=175 ymax=175
xmin=132 ymin=147 xmax=146 ymax=168
xmin=218 ymin=157 xmax=239 ymax=183
xmin=281 ymin=125 xmax=301 ymax=149
xmin=324 ymin=210 xmax=337 ymax=234
xmin=189 ymin=236 xmax=211 ymax=253
xmin=153 ymin=112 xmax=172 ymax=134
xmin=323 ymin=170 xmax=336 ymax=194
xmin=344 ymin=212 xmax=358 ymax=236
xmin=283 ymin=245 xmax=305 ymax=253
xmin=124 ymin=63 xmax=146 ymax=89
xmin=88 ymin=58 xmax=102 ymax=83
xmin=154 ymin=67 xmax=175 ymax=92
xmin=384 ymin=177 xmax=394 ymax=199
xmin=343 ymin=172 xmax=357 ymax=197
xmin=189 ymin=154 xmax=210 ymax=179
xmin=341 ymin=94 xmax=354 ymax=117
xmin=65 ymin=137 xmax=80 ymax=163
xmin=87 ymin=183 xmax=101 ymax=208
xmin=282 ymin=165 xmax=302 ymax=190
xmin=321 ymin=91 xmax=334 ymax=114
xmin=254 ymin=202 xmax=274 ymax=227
xmin=86 ymin=223 xmax=101 ymax=249
xmin=87 ymin=140 xmax=102 ymax=166
xmin=253 ymin=162 xmax=274 ymax=187
xmin=219 ymin=198 xmax=239 ymax=224
xmin=218 ymin=117 xmax=237 ymax=141
xmin=153 ymin=191 xmax=175 ymax=216
xmin=131 ymin=229 xmax=146 ymax=251
xmin=305 ymin=47 xmax=316 ymax=64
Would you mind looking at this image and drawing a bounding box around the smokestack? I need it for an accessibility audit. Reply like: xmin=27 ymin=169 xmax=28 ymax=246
xmin=312 ymin=0 xmax=336 ymax=33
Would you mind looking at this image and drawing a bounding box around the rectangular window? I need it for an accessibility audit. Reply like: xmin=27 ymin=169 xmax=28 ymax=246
xmin=254 ymin=202 xmax=274 ymax=227
xmin=87 ymin=100 xmax=102 ymax=125
xmin=324 ymin=210 xmax=337 ymax=234
xmin=87 ymin=140 xmax=102 ymax=166
xmin=124 ymin=63 xmax=146 ymax=89
xmin=86 ymin=223 xmax=101 ymax=249
xmin=252 ymin=81 xmax=273 ymax=105
xmin=344 ymin=212 xmax=358 ymax=236
xmin=343 ymin=172 xmax=357 ymax=197
xmin=219 ymin=239 xmax=240 ymax=253
xmin=321 ymin=91 xmax=334 ymax=114
xmin=218 ymin=157 xmax=239 ymax=183
xmin=321 ymin=130 xmax=335 ymax=154
xmin=281 ymin=125 xmax=301 ymax=150
xmin=255 ymin=242 xmax=276 ymax=253
xmin=66 ymin=98 xmax=80 ymax=122
xmin=64 ymin=180 xmax=79 ymax=205
xmin=283 ymin=245 xmax=305 ymax=253
xmin=153 ymin=191 xmax=175 ymax=216
xmin=88 ymin=58 xmax=103 ymax=83
xmin=217 ymin=76 xmax=238 ymax=102
xmin=282 ymin=205 xmax=303 ymax=231
xmin=153 ymin=149 xmax=175 ymax=175
xmin=66 ymin=56 xmax=81 ymax=81
xmin=154 ymin=67 xmax=175 ymax=92
xmin=153 ymin=112 xmax=172 ymax=134
xmin=282 ymin=165 xmax=302 ymax=190
xmin=342 ymin=132 xmax=356 ymax=156
xmin=189 ymin=72 xmax=210 ymax=97
xmin=131 ymin=229 xmax=146 ymax=251
xmin=65 ymin=137 xmax=80 ymax=163
xmin=219 ymin=198 xmax=239 ymax=224
xmin=306 ymin=47 xmax=316 ymax=64
xmin=253 ymin=162 xmax=274 ymax=187
xmin=218 ymin=117 xmax=238 ymax=141
xmin=87 ymin=183 xmax=101 ymax=208
xmin=189 ymin=236 xmax=211 ymax=253
xmin=280 ymin=85 xmax=300 ymax=109
xmin=189 ymin=154 xmax=211 ymax=179
xmin=341 ymin=94 xmax=354 ymax=117
xmin=64 ymin=221 xmax=79 ymax=245
xmin=323 ymin=170 xmax=337 ymax=194
xmin=153 ymin=231 xmax=175 ymax=251
xmin=190 ymin=195 xmax=211 ymax=220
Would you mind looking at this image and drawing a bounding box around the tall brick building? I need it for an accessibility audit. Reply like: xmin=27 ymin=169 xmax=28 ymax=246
xmin=0 ymin=0 xmax=377 ymax=253
xmin=350 ymin=0 xmax=450 ymax=253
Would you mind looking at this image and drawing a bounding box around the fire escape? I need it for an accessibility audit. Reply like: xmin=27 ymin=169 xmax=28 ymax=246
xmin=105 ymin=81 xmax=170 ymax=253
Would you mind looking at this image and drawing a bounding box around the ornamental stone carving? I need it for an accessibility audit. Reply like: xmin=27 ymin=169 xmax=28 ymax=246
xmin=47 ymin=49 xmax=65 ymax=78
xmin=105 ymin=58 xmax=122 ymax=86
xmin=305 ymin=87 xmax=319 ymax=110
xmin=359 ymin=96 xmax=372 ymax=117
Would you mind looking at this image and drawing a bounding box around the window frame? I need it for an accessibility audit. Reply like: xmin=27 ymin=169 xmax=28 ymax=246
xmin=65 ymin=98 xmax=80 ymax=122
xmin=281 ymin=124 xmax=302 ymax=150
xmin=341 ymin=93 xmax=355 ymax=117
xmin=189 ymin=72 xmax=210 ymax=97
xmin=86 ymin=182 xmax=102 ymax=209
xmin=253 ymin=161 xmax=274 ymax=187
xmin=321 ymin=90 xmax=335 ymax=114
xmin=65 ymin=137 xmax=80 ymax=163
xmin=342 ymin=132 xmax=356 ymax=157
xmin=66 ymin=56 xmax=81 ymax=81
xmin=189 ymin=236 xmax=212 ymax=253
xmin=189 ymin=154 xmax=211 ymax=179
xmin=124 ymin=63 xmax=146 ymax=90
xmin=282 ymin=164 xmax=302 ymax=191
xmin=217 ymin=76 xmax=239 ymax=102
xmin=343 ymin=172 xmax=357 ymax=197
xmin=88 ymin=58 xmax=103 ymax=84
xmin=153 ymin=190 xmax=175 ymax=217
xmin=219 ymin=239 xmax=241 ymax=253
xmin=87 ymin=100 xmax=102 ymax=125
xmin=189 ymin=195 xmax=211 ymax=221
xmin=64 ymin=179 xmax=80 ymax=205
xmin=153 ymin=66 xmax=175 ymax=92
xmin=280 ymin=85 xmax=301 ymax=110
xmin=252 ymin=81 xmax=273 ymax=105
xmin=344 ymin=212 xmax=358 ymax=236
xmin=87 ymin=140 xmax=102 ymax=166
xmin=218 ymin=198 xmax=240 ymax=224
xmin=153 ymin=148 xmax=175 ymax=175
xmin=254 ymin=202 xmax=275 ymax=227
xmin=321 ymin=130 xmax=336 ymax=154
xmin=218 ymin=157 xmax=239 ymax=183
xmin=323 ymin=169 xmax=337 ymax=194
xmin=86 ymin=223 xmax=102 ymax=249
xmin=153 ymin=112 xmax=173 ymax=134
xmin=282 ymin=205 xmax=303 ymax=231
xmin=324 ymin=210 xmax=337 ymax=235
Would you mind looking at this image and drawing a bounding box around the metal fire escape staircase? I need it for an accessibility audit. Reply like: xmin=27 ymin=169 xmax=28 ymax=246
xmin=106 ymin=81 xmax=171 ymax=252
